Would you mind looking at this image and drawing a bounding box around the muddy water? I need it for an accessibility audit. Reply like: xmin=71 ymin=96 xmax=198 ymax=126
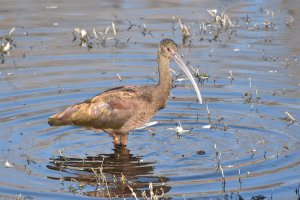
xmin=1 ymin=0 xmax=300 ymax=199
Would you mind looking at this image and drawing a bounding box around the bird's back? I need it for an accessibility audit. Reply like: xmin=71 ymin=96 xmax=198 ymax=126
xmin=48 ymin=85 xmax=161 ymax=133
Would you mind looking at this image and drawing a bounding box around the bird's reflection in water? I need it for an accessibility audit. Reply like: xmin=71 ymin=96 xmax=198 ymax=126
xmin=47 ymin=146 xmax=170 ymax=198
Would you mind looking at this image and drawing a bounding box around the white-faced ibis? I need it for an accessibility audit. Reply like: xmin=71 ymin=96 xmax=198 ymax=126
xmin=48 ymin=39 xmax=202 ymax=147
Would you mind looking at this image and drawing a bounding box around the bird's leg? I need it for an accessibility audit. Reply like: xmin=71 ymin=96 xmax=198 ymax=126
xmin=120 ymin=133 xmax=128 ymax=146
xmin=112 ymin=133 xmax=128 ymax=147
xmin=112 ymin=133 xmax=121 ymax=146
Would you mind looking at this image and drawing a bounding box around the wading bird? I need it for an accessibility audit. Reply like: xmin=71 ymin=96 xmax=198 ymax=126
xmin=48 ymin=39 xmax=202 ymax=147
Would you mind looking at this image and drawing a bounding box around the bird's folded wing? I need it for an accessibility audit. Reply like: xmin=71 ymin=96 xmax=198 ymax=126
xmin=49 ymin=88 xmax=141 ymax=129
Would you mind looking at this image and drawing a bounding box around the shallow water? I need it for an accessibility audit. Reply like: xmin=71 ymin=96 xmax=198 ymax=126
xmin=1 ymin=0 xmax=300 ymax=199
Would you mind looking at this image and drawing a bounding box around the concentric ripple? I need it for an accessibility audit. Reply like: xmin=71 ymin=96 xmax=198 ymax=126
xmin=1 ymin=0 xmax=300 ymax=199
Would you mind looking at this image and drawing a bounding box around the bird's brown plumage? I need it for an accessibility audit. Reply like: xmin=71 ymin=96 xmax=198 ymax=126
xmin=48 ymin=39 xmax=202 ymax=147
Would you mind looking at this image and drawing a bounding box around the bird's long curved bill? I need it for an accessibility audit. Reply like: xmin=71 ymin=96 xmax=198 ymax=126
xmin=173 ymin=52 xmax=203 ymax=104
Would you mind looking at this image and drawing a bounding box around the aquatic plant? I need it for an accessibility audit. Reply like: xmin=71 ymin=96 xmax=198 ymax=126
xmin=0 ymin=27 xmax=15 ymax=63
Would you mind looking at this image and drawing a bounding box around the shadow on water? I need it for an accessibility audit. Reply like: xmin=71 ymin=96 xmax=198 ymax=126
xmin=47 ymin=146 xmax=170 ymax=198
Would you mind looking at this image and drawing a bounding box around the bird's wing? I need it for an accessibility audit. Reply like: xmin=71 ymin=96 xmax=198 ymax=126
xmin=49 ymin=86 xmax=150 ymax=130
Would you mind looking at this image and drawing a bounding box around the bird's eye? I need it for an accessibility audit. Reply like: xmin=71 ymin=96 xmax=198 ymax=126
xmin=167 ymin=47 xmax=171 ymax=52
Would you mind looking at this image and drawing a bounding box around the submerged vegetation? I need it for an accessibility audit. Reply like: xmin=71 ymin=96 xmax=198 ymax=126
xmin=0 ymin=27 xmax=15 ymax=63
xmin=48 ymin=148 xmax=168 ymax=199
xmin=72 ymin=9 xmax=239 ymax=50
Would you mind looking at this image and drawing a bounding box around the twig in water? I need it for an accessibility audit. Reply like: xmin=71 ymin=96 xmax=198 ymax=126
xmin=209 ymin=48 xmax=214 ymax=57
xmin=238 ymin=169 xmax=242 ymax=190
xmin=260 ymin=49 xmax=267 ymax=61
xmin=92 ymin=28 xmax=99 ymax=45
xmin=111 ymin=22 xmax=120 ymax=48
xmin=255 ymin=89 xmax=261 ymax=102
xmin=178 ymin=18 xmax=190 ymax=45
xmin=214 ymin=144 xmax=222 ymax=172
xmin=168 ymin=122 xmax=189 ymax=138
xmin=285 ymin=15 xmax=294 ymax=30
xmin=126 ymin=20 xmax=136 ymax=30
xmin=243 ymin=91 xmax=252 ymax=103
xmin=117 ymin=73 xmax=122 ymax=81
xmin=206 ymin=104 xmax=211 ymax=123
xmin=99 ymin=25 xmax=111 ymax=47
xmin=141 ymin=23 xmax=153 ymax=37
xmin=249 ymin=77 xmax=252 ymax=88
xmin=127 ymin=184 xmax=138 ymax=200
xmin=285 ymin=111 xmax=296 ymax=121
xmin=141 ymin=182 xmax=165 ymax=200
xmin=111 ymin=22 xmax=117 ymax=36
xmin=58 ymin=149 xmax=67 ymax=161
xmin=220 ymin=165 xmax=226 ymax=192
xmin=8 ymin=27 xmax=15 ymax=38
xmin=171 ymin=16 xmax=177 ymax=35
xmin=227 ymin=70 xmax=234 ymax=83
xmin=5 ymin=160 xmax=14 ymax=168
xmin=283 ymin=111 xmax=296 ymax=125
xmin=207 ymin=9 xmax=233 ymax=31
xmin=0 ymin=27 xmax=16 ymax=63
xmin=91 ymin=158 xmax=111 ymax=199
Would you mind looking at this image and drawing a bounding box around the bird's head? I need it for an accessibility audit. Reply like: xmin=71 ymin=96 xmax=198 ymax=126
xmin=158 ymin=39 xmax=203 ymax=104
xmin=159 ymin=38 xmax=179 ymax=60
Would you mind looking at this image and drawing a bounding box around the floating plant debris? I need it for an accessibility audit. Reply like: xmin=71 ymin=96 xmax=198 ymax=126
xmin=0 ymin=27 xmax=16 ymax=63
xmin=168 ymin=122 xmax=189 ymax=138
xmin=282 ymin=111 xmax=296 ymax=125
xmin=4 ymin=160 xmax=14 ymax=168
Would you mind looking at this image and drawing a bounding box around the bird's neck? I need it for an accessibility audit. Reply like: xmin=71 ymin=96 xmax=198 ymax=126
xmin=155 ymin=54 xmax=172 ymax=101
